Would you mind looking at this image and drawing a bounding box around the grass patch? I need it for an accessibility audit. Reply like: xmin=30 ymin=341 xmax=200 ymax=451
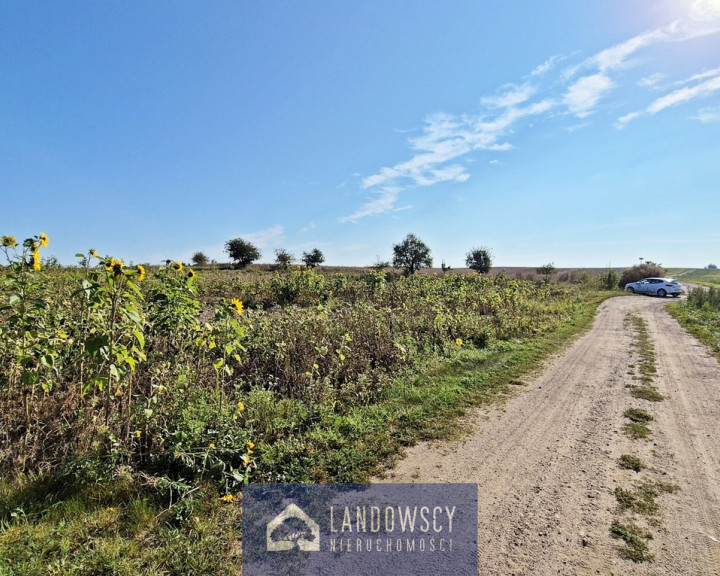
xmin=618 ymin=454 xmax=646 ymax=472
xmin=624 ymin=422 xmax=651 ymax=440
xmin=610 ymin=520 xmax=654 ymax=563
xmin=615 ymin=481 xmax=680 ymax=516
xmin=623 ymin=408 xmax=654 ymax=423
xmin=628 ymin=386 xmax=665 ymax=402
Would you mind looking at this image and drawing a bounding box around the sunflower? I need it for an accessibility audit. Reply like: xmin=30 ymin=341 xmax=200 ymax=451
xmin=172 ymin=261 xmax=183 ymax=271
xmin=32 ymin=248 xmax=41 ymax=271
xmin=230 ymin=298 xmax=244 ymax=315
xmin=187 ymin=269 xmax=196 ymax=279
xmin=39 ymin=233 xmax=49 ymax=247
xmin=1 ymin=235 xmax=17 ymax=248
xmin=136 ymin=265 xmax=146 ymax=282
xmin=90 ymin=249 xmax=98 ymax=258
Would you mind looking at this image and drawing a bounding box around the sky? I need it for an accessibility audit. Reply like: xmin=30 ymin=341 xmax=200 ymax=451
xmin=2 ymin=1 xmax=719 ymax=268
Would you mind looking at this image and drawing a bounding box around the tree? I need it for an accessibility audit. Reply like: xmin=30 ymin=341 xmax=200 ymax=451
xmin=392 ymin=233 xmax=432 ymax=276
xmin=466 ymin=247 xmax=493 ymax=274
xmin=225 ymin=238 xmax=260 ymax=269
xmin=274 ymin=248 xmax=294 ymax=269
xmin=191 ymin=251 xmax=208 ymax=266
xmin=708 ymin=263 xmax=718 ymax=270
xmin=536 ymin=263 xmax=556 ymax=281
xmin=302 ymin=248 xmax=325 ymax=268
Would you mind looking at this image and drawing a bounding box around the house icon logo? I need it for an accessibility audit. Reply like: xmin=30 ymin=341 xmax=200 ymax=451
xmin=266 ymin=503 xmax=321 ymax=552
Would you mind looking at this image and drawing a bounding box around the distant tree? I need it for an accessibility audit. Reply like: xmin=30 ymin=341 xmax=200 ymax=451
xmin=225 ymin=238 xmax=261 ymax=269
xmin=708 ymin=263 xmax=718 ymax=270
xmin=619 ymin=263 xmax=665 ymax=288
xmin=466 ymin=247 xmax=493 ymax=274
xmin=274 ymin=248 xmax=295 ymax=269
xmin=392 ymin=234 xmax=432 ymax=276
xmin=302 ymin=248 xmax=325 ymax=268
xmin=536 ymin=263 xmax=556 ymax=281
xmin=191 ymin=251 xmax=209 ymax=266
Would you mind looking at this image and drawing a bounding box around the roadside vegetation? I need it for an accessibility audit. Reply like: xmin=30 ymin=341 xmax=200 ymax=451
xmin=0 ymin=232 xmax=618 ymax=574
xmin=668 ymin=283 xmax=720 ymax=361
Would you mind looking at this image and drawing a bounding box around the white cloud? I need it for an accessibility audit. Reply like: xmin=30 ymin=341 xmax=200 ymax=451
xmin=242 ymin=225 xmax=285 ymax=249
xmin=481 ymin=84 xmax=535 ymax=108
xmin=638 ymin=73 xmax=666 ymax=89
xmin=692 ymin=105 xmax=720 ymax=122
xmin=531 ymin=55 xmax=563 ymax=77
xmin=564 ymin=73 xmax=614 ymax=117
xmin=648 ymin=74 xmax=720 ymax=113
xmin=299 ymin=221 xmax=316 ymax=233
xmin=338 ymin=187 xmax=409 ymax=223
xmin=615 ymin=111 xmax=643 ymax=128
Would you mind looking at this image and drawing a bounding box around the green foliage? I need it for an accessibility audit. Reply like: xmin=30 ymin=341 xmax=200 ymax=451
xmin=709 ymin=263 xmax=718 ymax=270
xmin=465 ymin=247 xmax=492 ymax=274
xmin=302 ymin=248 xmax=325 ymax=268
xmin=600 ymin=268 xmax=620 ymax=290
xmin=619 ymin=263 xmax=665 ymax=288
xmin=224 ymin=237 xmax=260 ymax=269
xmin=392 ymin=233 xmax=432 ymax=275
xmin=610 ymin=520 xmax=654 ymax=563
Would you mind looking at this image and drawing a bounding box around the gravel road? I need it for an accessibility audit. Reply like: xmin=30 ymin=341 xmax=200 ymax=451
xmin=382 ymin=295 xmax=720 ymax=575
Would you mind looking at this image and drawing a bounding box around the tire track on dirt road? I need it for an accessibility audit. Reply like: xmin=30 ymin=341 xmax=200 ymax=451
xmin=381 ymin=296 xmax=720 ymax=575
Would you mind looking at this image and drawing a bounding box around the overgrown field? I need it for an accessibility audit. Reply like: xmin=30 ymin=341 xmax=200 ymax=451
xmin=669 ymin=285 xmax=720 ymax=360
xmin=0 ymin=234 xmax=612 ymax=575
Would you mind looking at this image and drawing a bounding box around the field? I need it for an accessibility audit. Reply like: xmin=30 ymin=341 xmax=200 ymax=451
xmin=0 ymin=239 xmax=619 ymax=574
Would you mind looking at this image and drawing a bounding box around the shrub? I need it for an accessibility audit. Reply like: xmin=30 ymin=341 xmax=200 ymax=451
xmin=274 ymin=249 xmax=295 ymax=270
xmin=191 ymin=251 xmax=209 ymax=266
xmin=619 ymin=263 xmax=665 ymax=288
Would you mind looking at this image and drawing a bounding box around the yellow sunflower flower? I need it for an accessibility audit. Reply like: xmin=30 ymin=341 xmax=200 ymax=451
xmin=39 ymin=233 xmax=49 ymax=247
xmin=187 ymin=269 xmax=196 ymax=279
xmin=219 ymin=494 xmax=235 ymax=502
xmin=90 ymin=249 xmax=98 ymax=258
xmin=32 ymin=248 xmax=41 ymax=271
xmin=455 ymin=338 xmax=463 ymax=347
xmin=136 ymin=265 xmax=146 ymax=282
xmin=230 ymin=298 xmax=244 ymax=315
xmin=1 ymin=235 xmax=17 ymax=248
xmin=172 ymin=261 xmax=183 ymax=271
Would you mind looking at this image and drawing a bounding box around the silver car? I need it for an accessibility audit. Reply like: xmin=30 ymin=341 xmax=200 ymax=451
xmin=625 ymin=277 xmax=683 ymax=297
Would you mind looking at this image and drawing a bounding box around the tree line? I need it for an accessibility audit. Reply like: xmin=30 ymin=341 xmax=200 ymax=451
xmin=204 ymin=233 xmax=494 ymax=276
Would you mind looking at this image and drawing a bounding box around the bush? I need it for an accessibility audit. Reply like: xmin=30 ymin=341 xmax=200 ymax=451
xmin=619 ymin=263 xmax=665 ymax=288
xmin=466 ymin=247 xmax=492 ymax=274
xmin=600 ymin=269 xmax=620 ymax=290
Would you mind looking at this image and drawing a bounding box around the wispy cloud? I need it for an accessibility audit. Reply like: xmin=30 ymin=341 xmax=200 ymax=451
xmin=692 ymin=105 xmax=720 ymax=122
xmin=243 ymin=225 xmax=285 ymax=250
xmin=563 ymin=73 xmax=613 ymax=117
xmin=618 ymin=69 xmax=720 ymax=125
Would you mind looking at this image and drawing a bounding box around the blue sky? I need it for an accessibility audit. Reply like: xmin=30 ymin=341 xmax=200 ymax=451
xmin=2 ymin=1 xmax=719 ymax=268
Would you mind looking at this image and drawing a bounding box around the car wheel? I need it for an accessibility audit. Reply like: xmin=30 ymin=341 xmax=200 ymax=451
xmin=626 ymin=287 xmax=635 ymax=293
xmin=657 ymin=289 xmax=667 ymax=297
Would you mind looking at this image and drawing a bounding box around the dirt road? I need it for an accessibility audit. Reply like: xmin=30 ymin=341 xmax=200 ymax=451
xmin=383 ymin=295 xmax=720 ymax=575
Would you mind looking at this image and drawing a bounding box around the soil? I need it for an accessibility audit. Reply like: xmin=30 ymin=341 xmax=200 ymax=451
xmin=380 ymin=295 xmax=720 ymax=575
